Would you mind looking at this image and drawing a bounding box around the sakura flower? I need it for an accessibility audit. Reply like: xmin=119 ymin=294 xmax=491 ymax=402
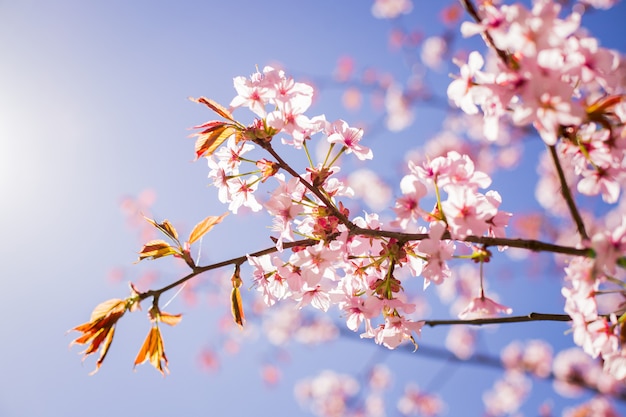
xmin=458 ymin=292 xmax=512 ymax=320
xmin=512 ymin=71 xmax=584 ymax=145
xmin=482 ymin=371 xmax=531 ymax=417
xmin=434 ymin=151 xmax=492 ymax=191
xmin=397 ymin=384 xmax=444 ymax=417
xmin=603 ymin=350 xmax=626 ymax=381
xmin=420 ymin=36 xmax=447 ymax=70
xmin=295 ymin=281 xmax=333 ymax=312
xmin=247 ymin=254 xmax=289 ymax=306
xmin=578 ymin=165 xmax=622 ymax=204
xmin=417 ymin=221 xmax=455 ymax=288
xmin=294 ymin=371 xmax=359 ymax=417
xmin=266 ymin=99 xmax=316 ymax=142
xmin=445 ymin=326 xmax=476 ymax=360
xmin=227 ymin=175 xmax=262 ymax=214
xmin=364 ymin=315 xmax=424 ymax=349
xmin=371 ymin=0 xmax=413 ymax=19
xmin=441 ymin=186 xmax=496 ymax=238
xmin=447 ymin=51 xmax=493 ymax=115
xmin=230 ymin=71 xmax=273 ymax=117
xmin=563 ymin=396 xmax=621 ymax=417
xmin=213 ymin=135 xmax=255 ymax=172
xmin=336 ymin=292 xmax=382 ymax=332
xmin=393 ymin=174 xmax=428 ymax=229
xmin=326 ymin=119 xmax=372 ymax=160
xmin=385 ymin=83 xmax=414 ymax=132
xmin=591 ymin=216 xmax=626 ymax=274
xmin=207 ymin=156 xmax=232 ymax=204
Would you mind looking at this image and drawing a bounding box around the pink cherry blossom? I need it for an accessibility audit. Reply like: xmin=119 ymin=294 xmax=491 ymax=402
xmin=327 ymin=119 xmax=373 ymax=160
xmin=447 ymin=51 xmax=493 ymax=115
xmin=227 ymin=175 xmax=262 ymax=214
xmin=371 ymin=0 xmax=413 ymax=19
xmin=363 ymin=315 xmax=424 ymax=349
xmin=441 ymin=186 xmax=496 ymax=238
xmin=482 ymin=371 xmax=531 ymax=417
xmin=591 ymin=215 xmax=626 ymax=274
xmin=417 ymin=222 xmax=455 ymax=288
xmin=397 ymin=383 xmax=444 ymax=417
xmin=458 ymin=293 xmax=512 ymax=320
xmin=393 ymin=174 xmax=428 ymax=229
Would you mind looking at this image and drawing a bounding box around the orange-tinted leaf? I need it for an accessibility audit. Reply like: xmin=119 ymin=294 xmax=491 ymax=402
xmin=231 ymin=286 xmax=245 ymax=329
xmin=143 ymin=216 xmax=180 ymax=243
xmin=192 ymin=119 xmax=228 ymax=131
xmin=137 ymin=240 xmax=179 ymax=261
xmin=88 ymin=298 xmax=127 ymax=322
xmin=134 ymin=326 xmax=169 ymax=375
xmin=194 ymin=125 xmax=236 ymax=159
xmin=159 ymin=312 xmax=183 ymax=326
xmin=161 ymin=220 xmax=178 ymax=241
xmin=188 ymin=212 xmax=229 ymax=245
xmin=90 ymin=326 xmax=116 ymax=375
xmin=587 ymin=94 xmax=624 ymax=115
xmin=191 ymin=96 xmax=235 ymax=121
xmin=70 ymin=298 xmax=127 ymax=374
xmin=148 ymin=305 xmax=183 ymax=326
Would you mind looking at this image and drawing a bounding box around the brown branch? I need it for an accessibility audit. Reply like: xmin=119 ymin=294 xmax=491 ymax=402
xmin=548 ymin=144 xmax=589 ymax=242
xmin=139 ymin=237 xmax=320 ymax=300
xmin=424 ymin=312 xmax=572 ymax=327
xmin=258 ymin=141 xmax=353 ymax=227
xmin=139 ymin=227 xmax=590 ymax=302
xmin=459 ymin=0 xmax=513 ymax=68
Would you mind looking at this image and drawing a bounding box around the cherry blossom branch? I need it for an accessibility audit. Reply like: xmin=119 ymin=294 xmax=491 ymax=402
xmin=139 ymin=230 xmax=590 ymax=302
xmin=548 ymin=144 xmax=590 ymax=241
xmin=423 ymin=312 xmax=572 ymax=327
xmin=258 ymin=141 xmax=352 ymax=226
xmin=138 ymin=237 xmax=320 ymax=300
xmin=459 ymin=0 xmax=514 ymax=68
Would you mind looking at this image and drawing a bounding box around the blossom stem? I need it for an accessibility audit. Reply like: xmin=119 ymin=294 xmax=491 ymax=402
xmin=423 ymin=312 xmax=572 ymax=326
xmin=548 ymin=144 xmax=589 ymax=241
xmin=459 ymin=0 xmax=514 ymax=68
xmin=303 ymin=141 xmax=315 ymax=168
xmin=258 ymin=141 xmax=352 ymax=226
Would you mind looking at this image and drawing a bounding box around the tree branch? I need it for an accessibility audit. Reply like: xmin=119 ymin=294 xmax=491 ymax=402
xmin=424 ymin=312 xmax=572 ymax=327
xmin=548 ymin=144 xmax=589 ymax=242
xmin=459 ymin=0 xmax=514 ymax=68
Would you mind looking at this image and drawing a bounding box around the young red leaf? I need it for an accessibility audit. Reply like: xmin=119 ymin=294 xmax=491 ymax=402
xmin=231 ymin=286 xmax=245 ymax=329
xmin=230 ymin=265 xmax=245 ymax=328
xmin=188 ymin=212 xmax=229 ymax=245
xmin=70 ymin=299 xmax=128 ymax=374
xmin=143 ymin=216 xmax=180 ymax=243
xmin=191 ymin=96 xmax=235 ymax=121
xmin=134 ymin=326 xmax=169 ymax=376
xmin=194 ymin=125 xmax=236 ymax=159
xmin=192 ymin=119 xmax=229 ymax=131
xmin=148 ymin=305 xmax=183 ymax=326
xmin=159 ymin=312 xmax=183 ymax=326
xmin=137 ymin=240 xmax=179 ymax=261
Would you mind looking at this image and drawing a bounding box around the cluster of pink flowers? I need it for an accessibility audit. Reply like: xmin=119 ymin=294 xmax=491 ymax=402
xmin=187 ymin=3 xmax=626 ymax=411
xmin=199 ymin=66 xmax=519 ymax=353
xmin=445 ymin=0 xmax=626 ymax=382
xmin=562 ymin=240 xmax=626 ymax=381
xmin=448 ymin=0 xmax=626 ymax=204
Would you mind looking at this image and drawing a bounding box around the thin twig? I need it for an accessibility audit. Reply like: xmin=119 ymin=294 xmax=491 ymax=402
xmin=424 ymin=312 xmax=572 ymax=327
xmin=459 ymin=0 xmax=513 ymax=68
xmin=548 ymin=144 xmax=589 ymax=242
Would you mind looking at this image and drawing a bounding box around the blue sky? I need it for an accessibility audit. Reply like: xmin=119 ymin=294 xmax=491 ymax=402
xmin=2 ymin=1 xmax=626 ymax=416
